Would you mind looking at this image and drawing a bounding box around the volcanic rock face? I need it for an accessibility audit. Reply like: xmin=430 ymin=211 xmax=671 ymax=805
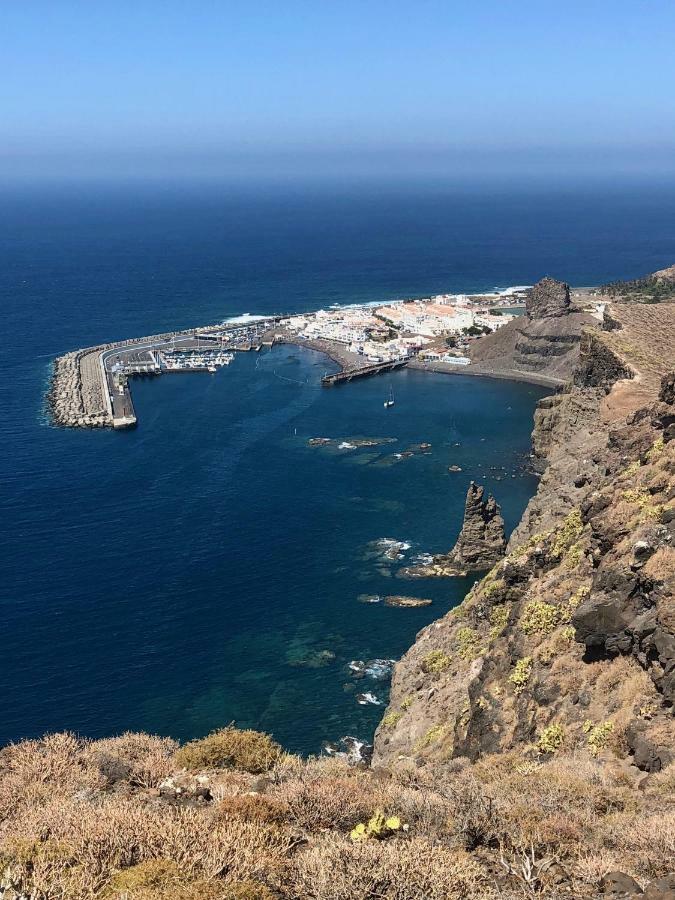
xmin=440 ymin=482 xmax=506 ymax=574
xmin=526 ymin=276 xmax=571 ymax=320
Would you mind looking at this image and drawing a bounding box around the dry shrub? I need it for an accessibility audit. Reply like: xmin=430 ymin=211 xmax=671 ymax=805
xmin=285 ymin=835 xmax=493 ymax=900
xmin=607 ymin=810 xmax=675 ymax=879
xmin=0 ymin=733 xmax=92 ymax=791
xmin=595 ymin=656 xmax=641 ymax=696
xmin=104 ymin=860 xmax=275 ymax=899
xmin=214 ymin=793 xmax=290 ymax=826
xmin=279 ymin=774 xmax=379 ymax=831
xmin=464 ymin=754 xmax=633 ymax=854
xmin=0 ymin=792 xmax=289 ymax=899
xmin=107 ymin=858 xmax=184 ymax=892
xmin=174 ymin=728 xmax=281 ymax=774
xmin=0 ymin=732 xmax=102 ymax=819
xmin=88 ymin=732 xmax=178 ymax=788
xmin=645 ymin=761 xmax=675 ymax=796
xmin=572 ymin=852 xmax=639 ymax=890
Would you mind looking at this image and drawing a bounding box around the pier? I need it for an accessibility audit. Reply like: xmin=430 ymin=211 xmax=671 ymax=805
xmin=321 ymin=358 xmax=408 ymax=385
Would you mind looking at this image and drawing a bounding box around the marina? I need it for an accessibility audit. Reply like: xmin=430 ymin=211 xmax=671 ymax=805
xmin=49 ymin=320 xmax=277 ymax=429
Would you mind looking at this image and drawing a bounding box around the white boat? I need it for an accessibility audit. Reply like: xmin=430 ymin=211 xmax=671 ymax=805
xmin=383 ymin=386 xmax=395 ymax=408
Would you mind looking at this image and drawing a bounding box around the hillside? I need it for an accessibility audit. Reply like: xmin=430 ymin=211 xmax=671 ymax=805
xmin=1 ymin=302 xmax=674 ymax=899
xmin=600 ymin=266 xmax=675 ymax=304
xmin=467 ymin=277 xmax=597 ymax=385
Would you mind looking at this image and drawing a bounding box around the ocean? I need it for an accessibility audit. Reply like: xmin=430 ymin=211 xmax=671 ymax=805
xmin=2 ymin=179 xmax=674 ymax=754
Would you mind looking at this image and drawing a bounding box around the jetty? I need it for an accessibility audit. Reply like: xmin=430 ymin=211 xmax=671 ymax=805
xmin=321 ymin=358 xmax=408 ymax=385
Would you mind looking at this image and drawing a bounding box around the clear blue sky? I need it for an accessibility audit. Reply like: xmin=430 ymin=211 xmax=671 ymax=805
xmin=2 ymin=0 xmax=675 ymax=179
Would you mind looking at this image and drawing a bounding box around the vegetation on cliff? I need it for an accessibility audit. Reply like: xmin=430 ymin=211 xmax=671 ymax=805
xmin=601 ymin=265 xmax=675 ymax=304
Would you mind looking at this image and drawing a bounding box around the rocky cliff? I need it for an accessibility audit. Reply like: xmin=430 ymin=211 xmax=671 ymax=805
xmin=468 ymin=276 xmax=597 ymax=385
xmin=374 ymin=301 xmax=675 ymax=776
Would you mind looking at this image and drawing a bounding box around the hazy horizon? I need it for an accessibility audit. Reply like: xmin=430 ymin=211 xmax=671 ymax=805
xmin=3 ymin=0 xmax=675 ymax=181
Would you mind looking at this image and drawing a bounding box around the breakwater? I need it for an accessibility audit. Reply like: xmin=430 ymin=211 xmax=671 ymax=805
xmin=48 ymin=320 xmax=277 ymax=429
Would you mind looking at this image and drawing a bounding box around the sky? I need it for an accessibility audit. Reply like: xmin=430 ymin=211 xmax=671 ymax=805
xmin=2 ymin=0 xmax=675 ymax=180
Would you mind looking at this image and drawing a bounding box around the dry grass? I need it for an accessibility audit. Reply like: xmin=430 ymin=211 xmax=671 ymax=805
xmin=0 ymin=729 xmax=673 ymax=899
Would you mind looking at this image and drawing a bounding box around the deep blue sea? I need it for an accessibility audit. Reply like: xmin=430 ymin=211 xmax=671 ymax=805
xmin=2 ymin=179 xmax=675 ymax=754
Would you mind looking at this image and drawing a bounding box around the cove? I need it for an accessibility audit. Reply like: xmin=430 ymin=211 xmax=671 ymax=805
xmin=2 ymin=343 xmax=547 ymax=754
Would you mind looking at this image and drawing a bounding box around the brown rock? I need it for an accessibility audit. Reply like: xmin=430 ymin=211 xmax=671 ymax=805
xmin=438 ymin=482 xmax=506 ymax=574
xmin=526 ymin=277 xmax=571 ymax=320
xmin=384 ymin=595 xmax=433 ymax=608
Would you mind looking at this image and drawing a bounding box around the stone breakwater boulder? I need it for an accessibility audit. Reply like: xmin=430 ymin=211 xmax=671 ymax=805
xmin=526 ymin=276 xmax=571 ymax=320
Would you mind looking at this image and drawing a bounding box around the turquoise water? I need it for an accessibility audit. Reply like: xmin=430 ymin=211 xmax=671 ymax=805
xmin=2 ymin=180 xmax=674 ymax=754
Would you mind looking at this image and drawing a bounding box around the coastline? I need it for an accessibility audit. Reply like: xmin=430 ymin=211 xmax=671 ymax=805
xmin=406 ymin=357 xmax=565 ymax=388
xmin=47 ymin=283 xmax=587 ymax=429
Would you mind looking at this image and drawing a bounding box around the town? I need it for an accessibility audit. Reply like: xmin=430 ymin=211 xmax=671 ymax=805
xmin=278 ymin=287 xmax=525 ymax=365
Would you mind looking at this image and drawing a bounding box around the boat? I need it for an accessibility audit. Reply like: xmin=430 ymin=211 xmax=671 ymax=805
xmin=383 ymin=386 xmax=395 ymax=408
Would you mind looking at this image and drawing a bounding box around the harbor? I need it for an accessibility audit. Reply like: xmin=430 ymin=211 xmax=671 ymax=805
xmin=47 ymin=288 xmax=531 ymax=429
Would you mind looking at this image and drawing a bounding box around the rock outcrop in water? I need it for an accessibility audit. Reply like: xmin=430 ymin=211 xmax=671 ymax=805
xmin=439 ymin=482 xmax=506 ymax=574
xmin=400 ymin=482 xmax=506 ymax=578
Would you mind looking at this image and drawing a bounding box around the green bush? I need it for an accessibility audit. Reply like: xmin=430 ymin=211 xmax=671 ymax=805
xmin=421 ymin=649 xmax=451 ymax=674
xmin=537 ymin=724 xmax=565 ymax=754
xmin=508 ymin=657 xmax=533 ymax=695
xmin=174 ymin=727 xmax=282 ymax=773
xmin=520 ymin=601 xmax=558 ymax=635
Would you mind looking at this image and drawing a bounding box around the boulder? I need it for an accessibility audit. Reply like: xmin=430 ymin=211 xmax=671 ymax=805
xmin=601 ymin=871 xmax=643 ymax=896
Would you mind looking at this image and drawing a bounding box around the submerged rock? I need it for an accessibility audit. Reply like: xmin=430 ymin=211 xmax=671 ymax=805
xmin=349 ymin=658 xmax=396 ymax=679
xmin=357 ymin=593 xmax=382 ymax=604
xmin=356 ymin=691 xmax=382 ymax=706
xmin=322 ymin=735 xmax=373 ymax=765
xmin=384 ymin=595 xmax=433 ymax=608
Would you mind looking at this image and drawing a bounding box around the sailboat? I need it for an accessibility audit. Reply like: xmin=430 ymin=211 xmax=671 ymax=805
xmin=383 ymin=385 xmax=395 ymax=408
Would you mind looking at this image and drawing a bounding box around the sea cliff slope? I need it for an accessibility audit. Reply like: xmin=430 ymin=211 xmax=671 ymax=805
xmin=373 ymin=300 xmax=675 ymax=772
